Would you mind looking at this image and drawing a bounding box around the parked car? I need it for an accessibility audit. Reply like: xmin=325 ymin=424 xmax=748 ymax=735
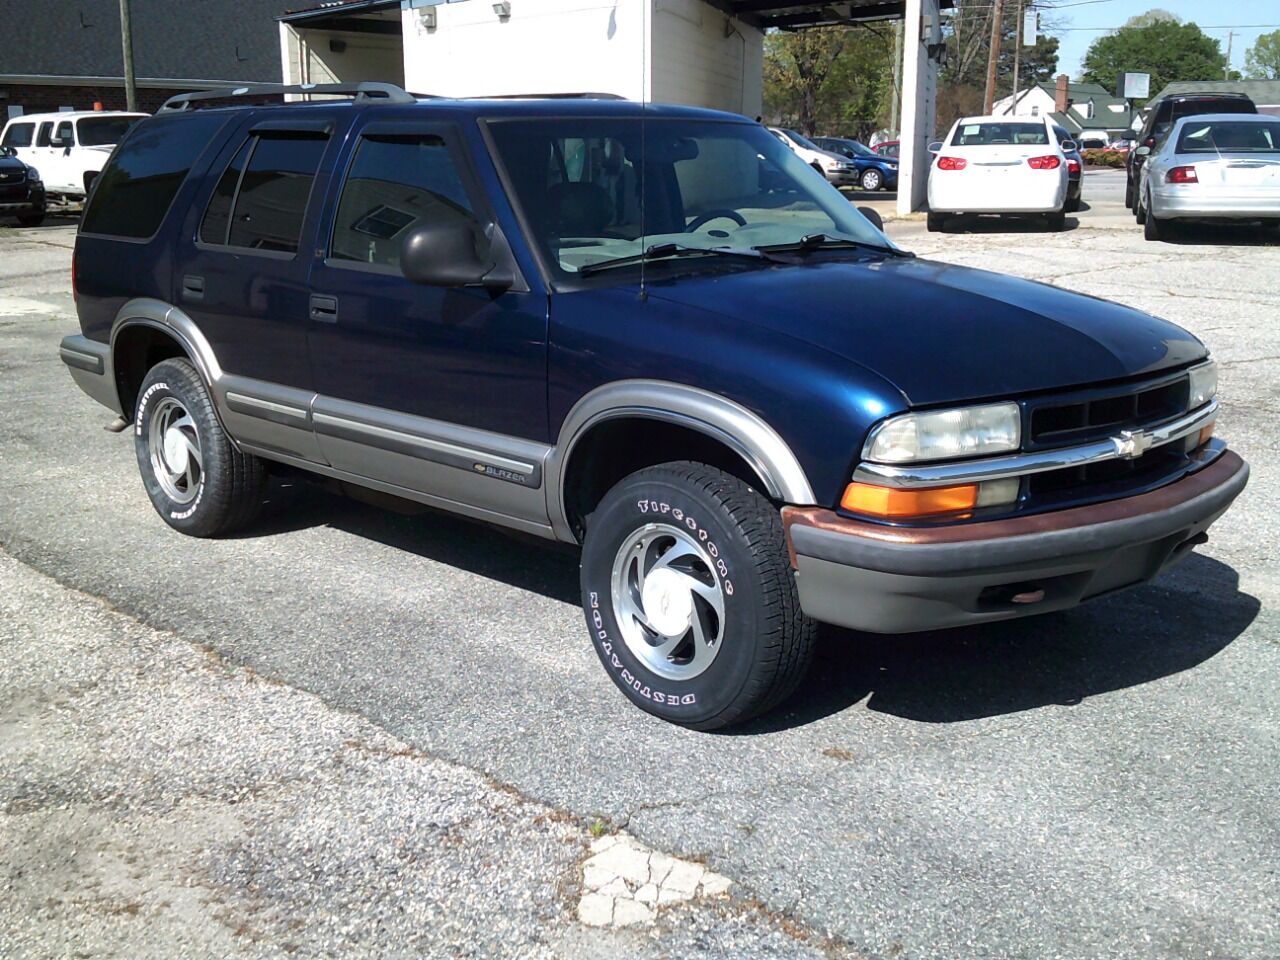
xmin=61 ymin=83 xmax=1247 ymax=729
xmin=0 ymin=111 xmax=146 ymax=201
xmin=1077 ymin=134 xmax=1109 ymax=151
xmin=873 ymin=140 xmax=899 ymax=158
xmin=927 ymin=115 xmax=1075 ymax=232
xmin=768 ymin=127 xmax=858 ymax=185
xmin=1122 ymin=93 xmax=1255 ymax=210
xmin=811 ymin=137 xmax=898 ymax=191
xmin=1134 ymin=113 xmax=1280 ymax=241
xmin=0 ymin=146 xmax=46 ymax=226
xmin=1053 ymin=124 xmax=1084 ymax=213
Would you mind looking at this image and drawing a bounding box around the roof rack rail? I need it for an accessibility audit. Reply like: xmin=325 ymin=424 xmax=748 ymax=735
xmin=472 ymin=92 xmax=627 ymax=101
xmin=159 ymin=82 xmax=418 ymax=113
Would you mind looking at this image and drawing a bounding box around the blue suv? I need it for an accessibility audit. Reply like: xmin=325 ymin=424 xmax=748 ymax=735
xmin=60 ymin=83 xmax=1247 ymax=729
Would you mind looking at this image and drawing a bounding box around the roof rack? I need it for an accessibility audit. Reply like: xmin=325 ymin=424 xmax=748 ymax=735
xmin=159 ymin=82 xmax=418 ymax=113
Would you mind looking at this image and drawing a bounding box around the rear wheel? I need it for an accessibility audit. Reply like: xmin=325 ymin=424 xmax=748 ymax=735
xmin=579 ymin=463 xmax=815 ymax=730
xmin=1142 ymin=188 xmax=1164 ymax=241
xmin=1064 ymin=194 xmax=1080 ymax=214
xmin=1124 ymin=178 xmax=1134 ymax=210
xmin=133 ymin=358 xmax=267 ymax=537
xmin=860 ymin=168 xmax=883 ymax=191
xmin=1134 ymin=189 xmax=1147 ymax=224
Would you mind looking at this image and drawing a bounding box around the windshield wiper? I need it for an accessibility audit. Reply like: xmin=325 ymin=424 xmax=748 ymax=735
xmin=577 ymin=242 xmax=772 ymax=277
xmin=754 ymin=233 xmax=913 ymax=258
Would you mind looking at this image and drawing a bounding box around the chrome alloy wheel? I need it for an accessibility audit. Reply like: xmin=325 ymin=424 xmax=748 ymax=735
xmin=610 ymin=523 xmax=726 ymax=681
xmin=147 ymin=397 xmax=203 ymax=504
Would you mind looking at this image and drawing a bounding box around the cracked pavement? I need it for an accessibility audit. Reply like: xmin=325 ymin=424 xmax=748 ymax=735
xmin=1 ymin=171 xmax=1279 ymax=959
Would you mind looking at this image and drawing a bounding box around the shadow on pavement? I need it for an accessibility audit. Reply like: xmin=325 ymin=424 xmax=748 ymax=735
xmin=1151 ymin=222 xmax=1280 ymax=247
xmin=936 ymin=214 xmax=1081 ymax=234
xmin=747 ymin=552 xmax=1258 ymax=731
xmin=243 ymin=479 xmax=1258 ymax=732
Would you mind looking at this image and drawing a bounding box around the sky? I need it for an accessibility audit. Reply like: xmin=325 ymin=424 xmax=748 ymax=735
xmin=1039 ymin=0 xmax=1280 ymax=80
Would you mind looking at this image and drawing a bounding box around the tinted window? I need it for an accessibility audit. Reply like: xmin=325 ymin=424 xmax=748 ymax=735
xmin=1171 ymin=98 xmax=1255 ymax=122
xmin=78 ymin=116 xmax=141 ymax=147
xmin=1177 ymin=119 xmax=1280 ymax=154
xmin=81 ymin=114 xmax=228 ymax=239
xmin=951 ymin=122 xmax=1049 ymax=146
xmin=199 ymin=140 xmax=252 ymax=245
xmin=36 ymin=123 xmax=53 ymax=147
xmin=330 ymin=134 xmax=472 ymax=268
xmin=226 ymin=134 xmax=327 ymax=253
xmin=54 ymin=121 xmax=74 ymax=146
xmin=1 ymin=123 xmax=34 ymax=147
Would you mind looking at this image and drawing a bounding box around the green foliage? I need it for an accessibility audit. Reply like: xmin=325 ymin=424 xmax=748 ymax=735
xmin=1082 ymin=18 xmax=1228 ymax=99
xmin=1081 ymin=148 xmax=1128 ymax=168
xmin=763 ymin=26 xmax=895 ymax=138
xmin=1245 ymin=30 xmax=1280 ymax=80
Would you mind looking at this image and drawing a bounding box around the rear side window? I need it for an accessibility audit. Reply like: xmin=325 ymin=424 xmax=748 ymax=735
xmin=329 ymin=134 xmax=473 ymax=268
xmin=81 ymin=114 xmax=228 ymax=239
xmin=2 ymin=123 xmax=34 ymax=147
xmin=199 ymin=133 xmax=327 ymax=254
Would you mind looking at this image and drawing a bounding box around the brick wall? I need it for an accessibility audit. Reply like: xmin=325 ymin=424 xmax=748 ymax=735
xmin=1 ymin=83 xmax=195 ymax=117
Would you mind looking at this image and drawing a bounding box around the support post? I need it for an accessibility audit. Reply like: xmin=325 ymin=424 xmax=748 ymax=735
xmin=897 ymin=0 xmax=941 ymax=216
xmin=119 ymin=0 xmax=137 ymax=112
xmin=983 ymin=0 xmax=1004 ymax=115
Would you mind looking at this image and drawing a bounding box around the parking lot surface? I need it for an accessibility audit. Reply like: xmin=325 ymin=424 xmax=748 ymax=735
xmin=2 ymin=173 xmax=1278 ymax=959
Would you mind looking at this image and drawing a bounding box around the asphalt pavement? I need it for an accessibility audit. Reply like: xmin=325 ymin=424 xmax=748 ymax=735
xmin=1 ymin=186 xmax=1277 ymax=960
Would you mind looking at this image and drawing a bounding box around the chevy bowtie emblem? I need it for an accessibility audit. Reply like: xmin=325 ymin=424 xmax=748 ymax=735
xmin=1112 ymin=429 xmax=1153 ymax=460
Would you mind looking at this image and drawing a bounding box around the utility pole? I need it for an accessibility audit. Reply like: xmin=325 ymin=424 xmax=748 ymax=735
xmin=983 ymin=0 xmax=1005 ymax=115
xmin=1224 ymin=31 xmax=1235 ymax=79
xmin=119 ymin=0 xmax=137 ymax=112
xmin=890 ymin=19 xmax=903 ymax=135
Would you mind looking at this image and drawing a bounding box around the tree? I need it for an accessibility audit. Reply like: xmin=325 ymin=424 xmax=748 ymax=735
xmin=1245 ymin=30 xmax=1280 ymax=80
xmin=1123 ymin=10 xmax=1180 ymax=29
xmin=1082 ymin=17 xmax=1228 ymax=98
xmin=763 ymin=26 xmax=895 ymax=138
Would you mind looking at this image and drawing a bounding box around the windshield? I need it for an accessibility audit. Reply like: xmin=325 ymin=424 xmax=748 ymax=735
xmin=487 ymin=117 xmax=891 ymax=281
xmin=1177 ymin=119 xmax=1280 ymax=154
xmin=950 ymin=122 xmax=1049 ymax=146
xmin=77 ymin=116 xmax=141 ymax=146
xmin=782 ymin=128 xmax=822 ymax=152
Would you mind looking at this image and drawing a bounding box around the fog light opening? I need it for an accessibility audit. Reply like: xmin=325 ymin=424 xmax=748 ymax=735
xmin=978 ymin=581 xmax=1047 ymax=607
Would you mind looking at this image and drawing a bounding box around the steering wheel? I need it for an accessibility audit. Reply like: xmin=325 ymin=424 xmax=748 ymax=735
xmin=685 ymin=209 xmax=747 ymax=232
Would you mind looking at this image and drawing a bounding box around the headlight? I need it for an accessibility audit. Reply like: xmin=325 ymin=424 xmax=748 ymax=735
xmin=1188 ymin=360 xmax=1216 ymax=408
xmin=26 ymin=167 xmax=40 ymax=182
xmin=864 ymin=402 xmax=1022 ymax=463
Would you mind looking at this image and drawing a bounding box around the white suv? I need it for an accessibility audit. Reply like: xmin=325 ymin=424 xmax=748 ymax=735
xmin=0 ymin=111 xmax=146 ymax=201
xmin=768 ymin=127 xmax=858 ymax=186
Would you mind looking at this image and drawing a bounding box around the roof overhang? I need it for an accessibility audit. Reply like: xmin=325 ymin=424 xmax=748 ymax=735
xmin=278 ymin=0 xmax=402 ymax=34
xmin=711 ymin=0 xmax=954 ymax=30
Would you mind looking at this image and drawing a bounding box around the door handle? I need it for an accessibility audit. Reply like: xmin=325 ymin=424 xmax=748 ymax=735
xmin=181 ymin=274 xmax=205 ymax=301
xmin=309 ymin=294 xmax=338 ymax=323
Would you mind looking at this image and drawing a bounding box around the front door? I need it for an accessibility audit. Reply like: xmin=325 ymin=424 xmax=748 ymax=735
xmin=305 ymin=119 xmax=550 ymax=527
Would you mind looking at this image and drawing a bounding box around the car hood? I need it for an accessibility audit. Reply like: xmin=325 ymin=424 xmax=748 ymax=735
xmin=0 ymin=158 xmax=26 ymax=174
xmin=646 ymin=256 xmax=1205 ymax=407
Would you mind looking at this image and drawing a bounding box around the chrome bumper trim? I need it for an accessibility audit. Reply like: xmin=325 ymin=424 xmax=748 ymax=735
xmin=852 ymin=400 xmax=1218 ymax=488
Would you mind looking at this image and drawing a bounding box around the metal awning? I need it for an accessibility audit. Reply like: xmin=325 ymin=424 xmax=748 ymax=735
xmin=709 ymin=0 xmax=952 ymax=30
xmin=277 ymin=0 xmax=402 ymax=34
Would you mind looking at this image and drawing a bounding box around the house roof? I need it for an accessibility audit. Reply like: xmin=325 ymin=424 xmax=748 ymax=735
xmin=1151 ymin=80 xmax=1280 ymax=108
xmin=0 ymin=0 xmax=294 ymax=84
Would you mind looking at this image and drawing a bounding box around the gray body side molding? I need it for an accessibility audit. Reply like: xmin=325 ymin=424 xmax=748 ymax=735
xmin=545 ymin=380 xmax=817 ymax=542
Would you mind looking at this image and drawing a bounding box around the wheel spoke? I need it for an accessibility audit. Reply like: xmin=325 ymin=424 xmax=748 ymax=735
xmin=677 ymin=571 xmax=723 ymax=623
xmin=687 ymin=607 xmax=718 ymax=672
xmin=170 ymin=413 xmax=195 ymax=434
xmin=182 ymin=434 xmax=202 ymax=469
xmin=182 ymin=457 xmax=198 ymax=491
xmin=648 ymin=538 xmax=699 ymax=577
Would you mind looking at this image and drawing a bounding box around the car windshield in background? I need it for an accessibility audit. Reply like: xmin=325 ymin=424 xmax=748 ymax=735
xmin=783 ymin=128 xmax=823 ymax=151
xmin=951 ymin=122 xmax=1049 ymax=147
xmin=78 ymin=116 xmax=141 ymax=146
xmin=1177 ymin=120 xmax=1280 ymax=154
xmin=486 ymin=118 xmax=891 ymax=280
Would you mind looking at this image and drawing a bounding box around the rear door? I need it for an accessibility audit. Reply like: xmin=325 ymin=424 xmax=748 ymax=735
xmin=174 ymin=113 xmax=344 ymax=464
xmin=304 ymin=116 xmax=550 ymax=524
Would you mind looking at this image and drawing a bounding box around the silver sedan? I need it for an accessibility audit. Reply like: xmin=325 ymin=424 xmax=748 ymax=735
xmin=1135 ymin=113 xmax=1280 ymax=241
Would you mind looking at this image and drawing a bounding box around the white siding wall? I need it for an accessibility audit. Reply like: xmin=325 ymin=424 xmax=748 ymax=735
xmin=650 ymin=0 xmax=762 ymax=116
xmin=278 ymin=23 xmax=404 ymax=87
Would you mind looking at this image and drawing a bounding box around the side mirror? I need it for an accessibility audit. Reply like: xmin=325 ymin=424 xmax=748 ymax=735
xmin=927 ymin=141 xmax=943 ymax=154
xmin=399 ymin=219 xmax=505 ymax=289
xmin=856 ymin=206 xmax=884 ymax=231
xmin=1060 ymin=140 xmax=1078 ymax=153
xmin=1135 ymin=146 xmax=1151 ymax=157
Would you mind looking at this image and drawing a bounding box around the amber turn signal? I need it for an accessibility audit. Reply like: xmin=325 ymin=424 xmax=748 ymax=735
xmin=1197 ymin=422 xmax=1215 ymax=448
xmin=841 ymin=482 xmax=978 ymax=518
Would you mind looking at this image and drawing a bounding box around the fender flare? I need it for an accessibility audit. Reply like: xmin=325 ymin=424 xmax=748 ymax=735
xmin=545 ymin=380 xmax=816 ymax=542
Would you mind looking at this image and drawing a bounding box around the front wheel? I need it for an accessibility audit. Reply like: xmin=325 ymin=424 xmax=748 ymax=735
xmin=861 ymin=168 xmax=883 ymax=191
xmin=134 ymin=358 xmax=268 ymax=537
xmin=1124 ymin=179 xmax=1134 ymax=210
xmin=579 ymin=463 xmax=815 ymax=730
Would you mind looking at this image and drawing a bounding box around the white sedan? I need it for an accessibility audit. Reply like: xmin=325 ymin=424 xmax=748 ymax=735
xmin=1135 ymin=113 xmax=1280 ymax=241
xmin=927 ymin=116 xmax=1074 ymax=232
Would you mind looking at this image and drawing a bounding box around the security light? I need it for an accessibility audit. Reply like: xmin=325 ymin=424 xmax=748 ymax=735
xmin=493 ymin=2 xmax=511 ymax=21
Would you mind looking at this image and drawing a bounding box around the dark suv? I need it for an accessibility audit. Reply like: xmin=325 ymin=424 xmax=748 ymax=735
xmin=60 ymin=83 xmax=1247 ymax=729
xmin=1124 ymin=92 xmax=1256 ymax=209
xmin=0 ymin=146 xmax=46 ymax=226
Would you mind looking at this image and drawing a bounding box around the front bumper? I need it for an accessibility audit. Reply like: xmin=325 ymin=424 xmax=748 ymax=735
xmin=826 ymin=168 xmax=859 ymax=186
xmin=783 ymin=447 xmax=1248 ymax=634
xmin=0 ymin=181 xmax=45 ymax=215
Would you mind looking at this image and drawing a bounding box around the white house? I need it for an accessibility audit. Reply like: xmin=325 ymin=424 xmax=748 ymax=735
xmin=993 ymin=75 xmax=1138 ymax=145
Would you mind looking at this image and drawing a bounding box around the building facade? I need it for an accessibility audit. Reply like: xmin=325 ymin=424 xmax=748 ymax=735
xmin=993 ymin=75 xmax=1138 ymax=145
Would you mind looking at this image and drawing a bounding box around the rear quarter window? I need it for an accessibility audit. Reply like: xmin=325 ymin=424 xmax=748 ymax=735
xmin=80 ymin=113 xmax=228 ymax=240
